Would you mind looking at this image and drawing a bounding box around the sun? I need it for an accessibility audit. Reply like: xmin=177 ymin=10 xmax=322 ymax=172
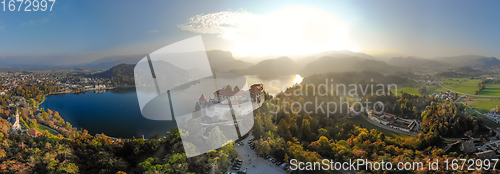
xmin=231 ymin=6 xmax=360 ymax=57
xmin=294 ymin=75 xmax=303 ymax=84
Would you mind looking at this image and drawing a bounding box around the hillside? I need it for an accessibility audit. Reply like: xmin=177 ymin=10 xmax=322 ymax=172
xmin=387 ymin=56 xmax=450 ymax=69
xmin=76 ymin=50 xmax=253 ymax=72
xmin=300 ymin=56 xmax=397 ymax=76
xmin=472 ymin=57 xmax=499 ymax=69
xmin=89 ymin=63 xmax=134 ymax=79
xmin=89 ymin=61 xmax=199 ymax=86
xmin=206 ymin=50 xmax=253 ymax=72
xmin=296 ymin=50 xmax=375 ymax=68
xmin=77 ymin=54 xmax=145 ymax=70
xmin=229 ymin=56 xmax=299 ymax=76
xmin=433 ymin=55 xmax=490 ymax=67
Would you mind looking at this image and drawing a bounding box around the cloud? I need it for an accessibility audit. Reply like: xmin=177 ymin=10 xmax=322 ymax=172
xmin=0 ymin=26 xmax=3 ymax=30
xmin=22 ymin=13 xmax=54 ymax=26
xmin=146 ymin=30 xmax=159 ymax=33
xmin=178 ymin=6 xmax=360 ymax=57
xmin=178 ymin=10 xmax=261 ymax=40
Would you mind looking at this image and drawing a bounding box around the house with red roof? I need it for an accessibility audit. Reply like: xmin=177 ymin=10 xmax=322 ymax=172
xmin=28 ymin=129 xmax=42 ymax=137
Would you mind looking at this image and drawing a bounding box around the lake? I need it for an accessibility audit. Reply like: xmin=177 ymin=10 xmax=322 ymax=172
xmin=39 ymin=75 xmax=300 ymax=138
xmin=40 ymin=88 xmax=178 ymax=139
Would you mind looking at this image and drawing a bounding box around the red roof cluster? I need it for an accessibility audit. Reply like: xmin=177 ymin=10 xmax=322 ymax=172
xmin=199 ymin=94 xmax=207 ymax=101
xmin=28 ymin=129 xmax=42 ymax=137
xmin=215 ymin=86 xmax=247 ymax=97
xmin=249 ymin=83 xmax=265 ymax=94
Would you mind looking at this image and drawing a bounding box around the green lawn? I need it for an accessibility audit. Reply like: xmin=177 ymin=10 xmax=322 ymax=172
xmin=391 ymin=87 xmax=420 ymax=96
xmin=460 ymin=99 xmax=500 ymax=129
xmin=478 ymin=80 xmax=500 ymax=96
xmin=36 ymin=125 xmax=57 ymax=135
xmin=441 ymin=78 xmax=482 ymax=95
xmin=468 ymin=98 xmax=500 ymax=114
xmin=390 ymin=85 xmax=447 ymax=97
xmin=426 ymin=85 xmax=448 ymax=94
xmin=441 ymin=78 xmax=500 ymax=96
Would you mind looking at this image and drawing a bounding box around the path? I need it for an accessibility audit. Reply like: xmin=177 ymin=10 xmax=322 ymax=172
xmin=233 ymin=135 xmax=358 ymax=174
xmin=232 ymin=135 xmax=287 ymax=174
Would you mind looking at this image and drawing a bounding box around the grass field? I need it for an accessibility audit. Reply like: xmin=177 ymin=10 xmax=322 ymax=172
xmin=391 ymin=87 xmax=420 ymax=96
xmin=441 ymin=78 xmax=500 ymax=96
xmin=479 ymin=80 xmax=500 ymax=96
xmin=468 ymin=98 xmax=500 ymax=114
xmin=391 ymin=85 xmax=447 ymax=96
xmin=459 ymin=98 xmax=500 ymax=129
xmin=426 ymin=85 xmax=448 ymax=94
xmin=36 ymin=125 xmax=58 ymax=135
xmin=441 ymin=78 xmax=482 ymax=95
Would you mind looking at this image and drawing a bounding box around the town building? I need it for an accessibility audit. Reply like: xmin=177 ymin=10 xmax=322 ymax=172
xmin=213 ymin=86 xmax=248 ymax=103
xmin=27 ymin=129 xmax=42 ymax=137
xmin=197 ymin=84 xmax=265 ymax=119
xmin=368 ymin=112 xmax=418 ymax=132
xmin=484 ymin=108 xmax=500 ymax=124
xmin=249 ymin=83 xmax=265 ymax=104
xmin=7 ymin=108 xmax=21 ymax=131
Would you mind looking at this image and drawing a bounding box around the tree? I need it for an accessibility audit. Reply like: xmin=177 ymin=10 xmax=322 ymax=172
xmin=57 ymin=163 xmax=79 ymax=173
xmin=41 ymin=111 xmax=48 ymax=119
xmin=206 ymin=126 xmax=228 ymax=150
xmin=418 ymin=86 xmax=427 ymax=95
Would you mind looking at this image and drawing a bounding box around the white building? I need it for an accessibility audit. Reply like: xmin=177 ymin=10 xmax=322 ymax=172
xmin=197 ymin=84 xmax=265 ymax=120
xmin=8 ymin=108 xmax=21 ymax=131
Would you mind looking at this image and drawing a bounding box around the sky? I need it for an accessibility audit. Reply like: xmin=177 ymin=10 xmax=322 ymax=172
xmin=0 ymin=0 xmax=499 ymax=66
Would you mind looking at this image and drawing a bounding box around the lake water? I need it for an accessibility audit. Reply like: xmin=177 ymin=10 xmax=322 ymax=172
xmin=40 ymin=88 xmax=178 ymax=139
xmin=39 ymin=75 xmax=300 ymax=138
xmin=244 ymin=74 xmax=302 ymax=95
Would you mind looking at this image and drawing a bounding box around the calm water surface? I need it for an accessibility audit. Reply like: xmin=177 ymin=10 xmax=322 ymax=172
xmin=40 ymin=88 xmax=177 ymax=139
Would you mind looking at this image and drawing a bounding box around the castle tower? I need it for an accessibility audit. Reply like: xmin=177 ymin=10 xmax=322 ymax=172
xmin=199 ymin=94 xmax=207 ymax=109
xmin=15 ymin=108 xmax=19 ymax=125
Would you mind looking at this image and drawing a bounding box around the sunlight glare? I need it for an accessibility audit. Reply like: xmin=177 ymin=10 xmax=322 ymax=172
xmin=232 ymin=6 xmax=360 ymax=57
xmin=294 ymin=74 xmax=304 ymax=84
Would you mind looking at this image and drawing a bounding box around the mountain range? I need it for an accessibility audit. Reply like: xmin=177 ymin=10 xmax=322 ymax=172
xmin=3 ymin=50 xmax=500 ymax=78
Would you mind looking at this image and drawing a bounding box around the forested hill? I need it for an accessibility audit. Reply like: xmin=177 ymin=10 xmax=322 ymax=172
xmin=88 ymin=63 xmax=135 ymax=84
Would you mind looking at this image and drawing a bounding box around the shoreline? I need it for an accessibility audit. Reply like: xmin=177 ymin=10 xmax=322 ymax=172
xmin=45 ymin=86 xmax=136 ymax=96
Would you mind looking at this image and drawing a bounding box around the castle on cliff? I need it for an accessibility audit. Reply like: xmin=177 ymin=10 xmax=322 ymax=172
xmin=195 ymin=84 xmax=265 ymax=120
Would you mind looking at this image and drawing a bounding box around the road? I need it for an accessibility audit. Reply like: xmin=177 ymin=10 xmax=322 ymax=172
xmin=232 ymin=135 xmax=358 ymax=174
xmin=232 ymin=135 xmax=287 ymax=174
